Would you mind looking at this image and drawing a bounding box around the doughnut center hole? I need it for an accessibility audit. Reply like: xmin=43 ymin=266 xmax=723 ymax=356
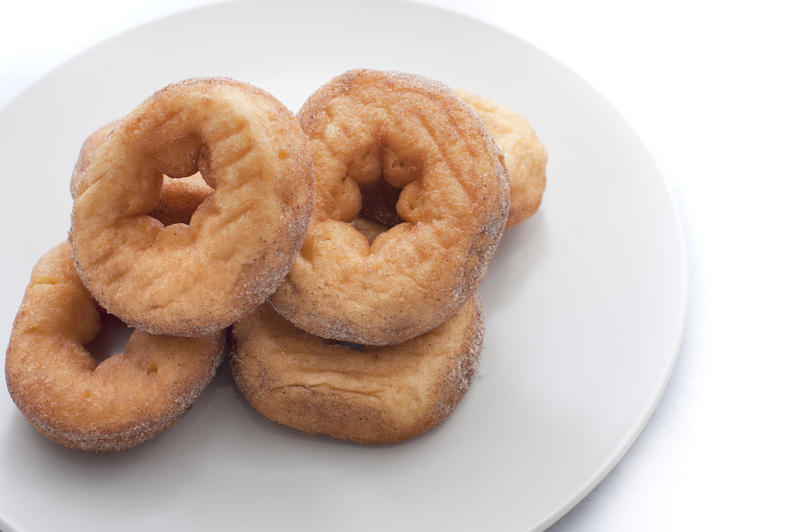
xmin=358 ymin=179 xmax=403 ymax=229
xmin=354 ymin=150 xmax=423 ymax=231
xmin=147 ymin=172 xmax=214 ymax=226
xmin=85 ymin=313 xmax=133 ymax=365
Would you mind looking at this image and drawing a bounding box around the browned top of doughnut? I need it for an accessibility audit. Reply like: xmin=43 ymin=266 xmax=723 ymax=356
xmin=232 ymin=294 xmax=484 ymax=444
xmin=271 ymin=69 xmax=509 ymax=345
xmin=5 ymin=243 xmax=226 ymax=452
xmin=454 ymin=89 xmax=547 ymax=227
xmin=70 ymin=78 xmax=314 ymax=337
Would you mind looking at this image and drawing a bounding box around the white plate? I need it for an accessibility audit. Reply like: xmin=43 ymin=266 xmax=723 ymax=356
xmin=0 ymin=1 xmax=687 ymax=530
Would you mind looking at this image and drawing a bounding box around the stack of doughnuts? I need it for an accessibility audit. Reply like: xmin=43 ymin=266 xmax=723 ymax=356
xmin=5 ymin=69 xmax=547 ymax=451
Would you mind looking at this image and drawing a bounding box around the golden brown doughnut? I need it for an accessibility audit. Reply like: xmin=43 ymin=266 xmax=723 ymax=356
xmin=71 ymin=122 xmax=213 ymax=226
xmin=453 ymin=89 xmax=548 ymax=227
xmin=232 ymin=294 xmax=484 ymax=444
xmin=70 ymin=78 xmax=314 ymax=337
xmin=5 ymin=243 xmax=226 ymax=452
xmin=271 ymin=69 xmax=509 ymax=345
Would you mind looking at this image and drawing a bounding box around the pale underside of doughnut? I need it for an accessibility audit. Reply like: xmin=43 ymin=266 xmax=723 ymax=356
xmin=453 ymin=89 xmax=548 ymax=228
xmin=232 ymin=294 xmax=484 ymax=444
xmin=5 ymin=243 xmax=226 ymax=452
xmin=70 ymin=78 xmax=314 ymax=337
xmin=271 ymin=69 xmax=509 ymax=345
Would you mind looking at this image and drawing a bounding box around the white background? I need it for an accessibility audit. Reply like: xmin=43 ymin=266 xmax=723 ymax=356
xmin=2 ymin=0 xmax=799 ymax=530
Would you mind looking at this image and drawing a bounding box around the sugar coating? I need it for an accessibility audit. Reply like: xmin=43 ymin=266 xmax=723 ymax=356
xmin=453 ymin=89 xmax=548 ymax=227
xmin=5 ymin=243 xmax=227 ymax=452
xmin=270 ymin=69 xmax=509 ymax=345
xmin=69 ymin=77 xmax=314 ymax=337
xmin=232 ymin=294 xmax=484 ymax=444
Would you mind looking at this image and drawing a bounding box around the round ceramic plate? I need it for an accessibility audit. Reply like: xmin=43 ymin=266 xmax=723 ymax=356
xmin=0 ymin=1 xmax=687 ymax=530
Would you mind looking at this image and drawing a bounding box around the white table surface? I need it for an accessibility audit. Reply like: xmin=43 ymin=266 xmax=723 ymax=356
xmin=2 ymin=1 xmax=799 ymax=530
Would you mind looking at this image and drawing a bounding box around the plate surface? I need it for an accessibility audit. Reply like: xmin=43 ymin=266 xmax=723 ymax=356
xmin=0 ymin=1 xmax=687 ymax=530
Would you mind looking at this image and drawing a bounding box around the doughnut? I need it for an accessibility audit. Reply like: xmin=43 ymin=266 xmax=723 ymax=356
xmin=358 ymin=90 xmax=548 ymax=229
xmin=70 ymin=78 xmax=314 ymax=337
xmin=5 ymin=243 xmax=226 ymax=452
xmin=271 ymin=69 xmax=509 ymax=345
xmin=232 ymin=294 xmax=484 ymax=444
xmin=71 ymin=122 xmax=213 ymax=226
xmin=453 ymin=89 xmax=548 ymax=227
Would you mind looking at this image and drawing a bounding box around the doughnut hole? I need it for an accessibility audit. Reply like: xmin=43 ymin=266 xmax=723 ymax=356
xmin=151 ymin=132 xmax=204 ymax=179
xmin=84 ymin=313 xmax=133 ymax=365
xmin=352 ymin=145 xmax=426 ymax=240
xmin=147 ymin=173 xmax=215 ymax=227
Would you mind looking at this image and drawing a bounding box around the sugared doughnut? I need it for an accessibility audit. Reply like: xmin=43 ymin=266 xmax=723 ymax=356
xmin=5 ymin=243 xmax=226 ymax=452
xmin=71 ymin=122 xmax=213 ymax=226
xmin=271 ymin=69 xmax=509 ymax=345
xmin=232 ymin=294 xmax=484 ymax=444
xmin=453 ymin=89 xmax=547 ymax=227
xmin=70 ymin=78 xmax=314 ymax=337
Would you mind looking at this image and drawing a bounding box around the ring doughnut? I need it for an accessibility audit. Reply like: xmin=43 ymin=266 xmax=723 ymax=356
xmin=5 ymin=243 xmax=226 ymax=452
xmin=70 ymin=78 xmax=314 ymax=337
xmin=232 ymin=294 xmax=484 ymax=444
xmin=71 ymin=122 xmax=213 ymax=226
xmin=453 ymin=89 xmax=547 ymax=227
xmin=270 ymin=69 xmax=509 ymax=345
